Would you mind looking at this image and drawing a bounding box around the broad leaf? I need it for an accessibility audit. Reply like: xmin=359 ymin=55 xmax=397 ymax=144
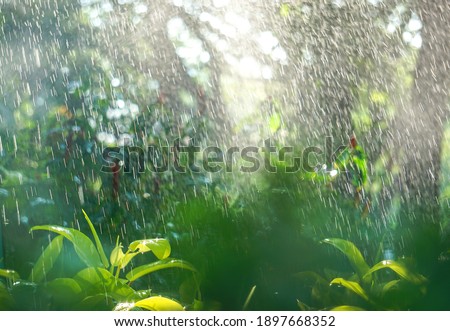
xmin=134 ymin=296 xmax=184 ymax=311
xmin=74 ymin=267 xmax=136 ymax=301
xmin=330 ymin=278 xmax=369 ymax=302
xmin=31 ymin=225 xmax=103 ymax=268
xmin=75 ymin=294 xmax=115 ymax=311
xmin=44 ymin=278 xmax=83 ymax=307
xmin=128 ymin=239 xmax=171 ymax=260
xmin=0 ymin=269 xmax=21 ymax=282
xmin=29 ymin=235 xmax=64 ymax=283
xmin=82 ymin=210 xmax=109 ymax=268
xmin=126 ymin=259 xmax=197 ymax=282
xmin=322 ymin=238 xmax=370 ymax=280
xmin=0 ymin=282 xmax=15 ymax=310
xmin=363 ymin=260 xmax=427 ymax=285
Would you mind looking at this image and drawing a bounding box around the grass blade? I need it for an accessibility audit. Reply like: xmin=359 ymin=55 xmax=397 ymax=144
xmin=82 ymin=210 xmax=109 ymax=268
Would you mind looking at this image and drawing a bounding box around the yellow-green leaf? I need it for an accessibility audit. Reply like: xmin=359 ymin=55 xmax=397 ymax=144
xmin=331 ymin=305 xmax=365 ymax=311
xmin=126 ymin=259 xmax=197 ymax=282
xmin=363 ymin=260 xmax=427 ymax=285
xmin=242 ymin=285 xmax=256 ymax=310
xmin=330 ymin=278 xmax=369 ymax=302
xmin=110 ymin=245 xmax=125 ymax=267
xmin=135 ymin=296 xmax=184 ymax=311
xmin=128 ymin=238 xmax=171 ymax=260
xmin=0 ymin=269 xmax=21 ymax=282
xmin=29 ymin=235 xmax=64 ymax=283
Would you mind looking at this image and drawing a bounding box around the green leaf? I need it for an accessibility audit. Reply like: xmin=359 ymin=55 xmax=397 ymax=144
xmin=119 ymin=252 xmax=139 ymax=270
xmin=82 ymin=210 xmax=109 ymax=268
xmin=322 ymin=238 xmax=370 ymax=280
xmin=381 ymin=279 xmax=401 ymax=295
xmin=128 ymin=238 xmax=171 ymax=260
xmin=0 ymin=269 xmax=21 ymax=282
xmin=331 ymin=305 xmax=365 ymax=311
xmin=269 ymin=112 xmax=281 ymax=133
xmin=31 ymin=225 xmax=103 ymax=268
xmin=134 ymin=296 xmax=184 ymax=311
xmin=126 ymin=259 xmax=197 ymax=282
xmin=363 ymin=260 xmax=427 ymax=285
xmin=74 ymin=294 xmax=115 ymax=311
xmin=29 ymin=235 xmax=64 ymax=283
xmin=74 ymin=267 xmax=136 ymax=301
xmin=44 ymin=278 xmax=83 ymax=307
xmin=330 ymin=278 xmax=369 ymax=302
xmin=110 ymin=245 xmax=125 ymax=267
xmin=0 ymin=282 xmax=15 ymax=310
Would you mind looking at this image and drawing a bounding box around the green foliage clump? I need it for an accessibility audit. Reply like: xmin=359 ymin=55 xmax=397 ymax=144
xmin=296 ymin=238 xmax=427 ymax=311
xmin=0 ymin=211 xmax=199 ymax=311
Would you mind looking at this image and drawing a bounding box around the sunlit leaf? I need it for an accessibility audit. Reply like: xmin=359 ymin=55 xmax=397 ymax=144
xmin=82 ymin=209 xmax=109 ymax=268
xmin=0 ymin=269 xmax=21 ymax=282
xmin=128 ymin=238 xmax=171 ymax=260
xmin=119 ymin=252 xmax=139 ymax=270
xmin=134 ymin=296 xmax=184 ymax=311
xmin=242 ymin=285 xmax=256 ymax=310
xmin=126 ymin=259 xmax=197 ymax=282
xmin=322 ymin=239 xmax=370 ymax=280
xmin=363 ymin=260 xmax=427 ymax=285
xmin=331 ymin=305 xmax=365 ymax=311
xmin=31 ymin=225 xmax=103 ymax=268
xmin=110 ymin=245 xmax=125 ymax=267
xmin=29 ymin=235 xmax=64 ymax=283
xmin=330 ymin=278 xmax=369 ymax=302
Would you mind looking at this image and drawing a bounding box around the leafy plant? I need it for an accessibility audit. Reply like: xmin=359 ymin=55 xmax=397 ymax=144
xmin=296 ymin=238 xmax=427 ymax=311
xmin=0 ymin=210 xmax=199 ymax=311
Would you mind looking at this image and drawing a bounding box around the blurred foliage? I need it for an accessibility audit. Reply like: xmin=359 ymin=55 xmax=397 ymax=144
xmin=296 ymin=238 xmax=428 ymax=310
